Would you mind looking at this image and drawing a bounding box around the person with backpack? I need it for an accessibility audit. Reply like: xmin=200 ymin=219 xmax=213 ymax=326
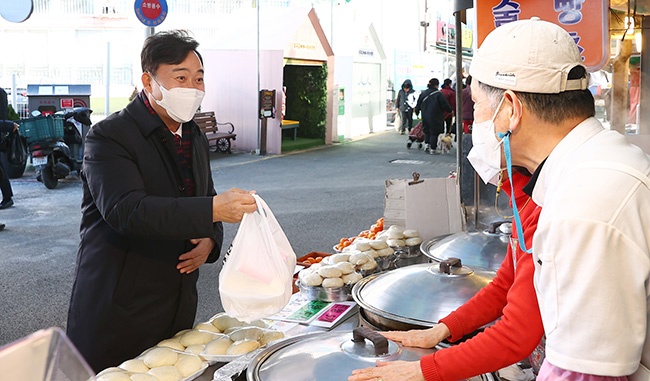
xmin=395 ymin=79 xmax=417 ymax=135
xmin=414 ymin=78 xmax=452 ymax=154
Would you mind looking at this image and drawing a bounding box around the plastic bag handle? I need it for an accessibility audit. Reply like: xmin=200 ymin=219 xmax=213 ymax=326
xmin=252 ymin=194 xmax=266 ymax=217
xmin=253 ymin=194 xmax=280 ymax=226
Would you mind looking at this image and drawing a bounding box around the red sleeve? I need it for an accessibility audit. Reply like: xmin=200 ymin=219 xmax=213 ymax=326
xmin=420 ymin=176 xmax=544 ymax=381
xmin=438 ymin=242 xmax=515 ymax=342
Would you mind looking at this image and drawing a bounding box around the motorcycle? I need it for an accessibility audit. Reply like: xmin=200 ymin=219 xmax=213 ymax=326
xmin=25 ymin=107 xmax=92 ymax=189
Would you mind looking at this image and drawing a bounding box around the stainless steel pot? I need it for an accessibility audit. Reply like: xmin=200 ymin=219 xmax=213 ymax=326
xmin=420 ymin=228 xmax=510 ymax=272
xmin=246 ymin=327 xmax=499 ymax=381
xmin=352 ymin=258 xmax=496 ymax=331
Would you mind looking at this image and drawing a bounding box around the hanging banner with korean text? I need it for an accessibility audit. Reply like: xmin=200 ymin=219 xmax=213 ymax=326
xmin=476 ymin=0 xmax=609 ymax=71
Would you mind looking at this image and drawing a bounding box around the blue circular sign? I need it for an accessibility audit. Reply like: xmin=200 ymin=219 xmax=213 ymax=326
xmin=0 ymin=0 xmax=34 ymax=23
xmin=134 ymin=0 xmax=168 ymax=27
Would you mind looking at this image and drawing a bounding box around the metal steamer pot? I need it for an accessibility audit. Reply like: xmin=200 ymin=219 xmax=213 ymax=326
xmin=352 ymin=258 xmax=496 ymax=331
xmin=420 ymin=223 xmax=511 ymax=272
xmin=247 ymin=327 xmax=499 ymax=381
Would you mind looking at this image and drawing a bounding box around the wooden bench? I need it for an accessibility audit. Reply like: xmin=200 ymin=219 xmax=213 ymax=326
xmin=194 ymin=111 xmax=236 ymax=153
xmin=281 ymin=119 xmax=300 ymax=140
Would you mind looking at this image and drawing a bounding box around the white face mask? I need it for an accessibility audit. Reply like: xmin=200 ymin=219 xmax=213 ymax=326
xmin=149 ymin=74 xmax=204 ymax=123
xmin=467 ymin=97 xmax=506 ymax=185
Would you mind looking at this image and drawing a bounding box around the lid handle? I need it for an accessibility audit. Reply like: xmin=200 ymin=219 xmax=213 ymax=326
xmin=440 ymin=257 xmax=462 ymax=274
xmin=352 ymin=327 xmax=389 ymax=356
xmin=487 ymin=220 xmax=510 ymax=234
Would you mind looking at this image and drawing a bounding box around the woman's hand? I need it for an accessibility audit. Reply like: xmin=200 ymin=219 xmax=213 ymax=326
xmin=349 ymin=360 xmax=425 ymax=381
xmin=380 ymin=324 xmax=450 ymax=348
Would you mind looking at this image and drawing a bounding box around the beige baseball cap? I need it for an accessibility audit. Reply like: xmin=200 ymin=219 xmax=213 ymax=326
xmin=470 ymin=17 xmax=588 ymax=94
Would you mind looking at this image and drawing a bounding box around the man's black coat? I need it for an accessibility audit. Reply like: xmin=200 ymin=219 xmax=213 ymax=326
xmin=67 ymin=94 xmax=223 ymax=372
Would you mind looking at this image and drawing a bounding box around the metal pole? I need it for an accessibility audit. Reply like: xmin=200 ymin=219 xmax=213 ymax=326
xmin=453 ymin=0 xmax=474 ymax=228
xmin=256 ymin=0 xmax=262 ymax=155
xmin=330 ymin=0 xmax=334 ymax=50
xmin=11 ymin=73 xmax=17 ymax=111
xmin=455 ymin=11 xmax=463 ymax=173
xmin=423 ymin=0 xmax=428 ymax=52
xmin=639 ymin=16 xmax=650 ymax=134
xmin=105 ymin=41 xmax=110 ymax=117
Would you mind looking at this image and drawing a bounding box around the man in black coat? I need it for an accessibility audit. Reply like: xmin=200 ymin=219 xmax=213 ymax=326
xmin=66 ymin=30 xmax=257 ymax=372
xmin=414 ymin=78 xmax=452 ymax=154
xmin=0 ymin=87 xmax=16 ymax=210
xmin=0 ymin=118 xmax=18 ymax=218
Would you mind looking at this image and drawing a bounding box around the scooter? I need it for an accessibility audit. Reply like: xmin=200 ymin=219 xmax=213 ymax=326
xmin=28 ymin=107 xmax=92 ymax=189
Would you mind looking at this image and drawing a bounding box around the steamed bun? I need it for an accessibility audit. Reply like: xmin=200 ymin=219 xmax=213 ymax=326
xmin=130 ymin=374 xmax=157 ymax=381
xmin=226 ymin=339 xmax=260 ymax=356
xmin=96 ymin=370 xmax=132 ymax=381
xmin=174 ymin=353 xmax=204 ymax=377
xmin=119 ymin=359 xmax=149 ymax=373
xmin=141 ymin=347 xmax=178 ymax=368
xmin=203 ymin=336 xmax=233 ymax=355
xmin=147 ymin=365 xmax=182 ymax=381
xmin=179 ymin=330 xmax=218 ymax=347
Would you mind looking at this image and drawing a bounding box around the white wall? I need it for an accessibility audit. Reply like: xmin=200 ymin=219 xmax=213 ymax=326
xmin=202 ymin=49 xmax=285 ymax=155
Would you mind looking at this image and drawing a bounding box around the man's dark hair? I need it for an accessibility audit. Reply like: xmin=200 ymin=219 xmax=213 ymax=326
xmin=477 ymin=66 xmax=594 ymax=124
xmin=141 ymin=30 xmax=203 ymax=75
xmin=443 ymin=78 xmax=452 ymax=87
xmin=428 ymin=78 xmax=440 ymax=89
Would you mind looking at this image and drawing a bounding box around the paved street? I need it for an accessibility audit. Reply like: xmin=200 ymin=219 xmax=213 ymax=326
xmin=0 ymin=127 xmax=458 ymax=347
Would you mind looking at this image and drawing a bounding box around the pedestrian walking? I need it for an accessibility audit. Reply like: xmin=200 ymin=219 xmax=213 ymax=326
xmin=0 ymin=118 xmax=18 ymax=210
xmin=440 ymin=78 xmax=456 ymax=138
xmin=395 ymin=79 xmax=416 ymax=134
xmin=461 ymin=75 xmax=475 ymax=134
xmin=414 ymin=78 xmax=452 ymax=154
xmin=0 ymin=87 xmax=15 ymax=210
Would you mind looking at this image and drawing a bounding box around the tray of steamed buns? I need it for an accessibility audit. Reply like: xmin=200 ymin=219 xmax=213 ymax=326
xmin=190 ymin=313 xmax=284 ymax=363
xmin=296 ymin=247 xmax=381 ymax=302
xmin=95 ymin=347 xmax=207 ymax=381
xmin=95 ymin=312 xmax=285 ymax=381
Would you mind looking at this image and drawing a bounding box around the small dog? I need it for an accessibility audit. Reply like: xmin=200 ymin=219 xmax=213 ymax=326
xmin=436 ymin=133 xmax=453 ymax=154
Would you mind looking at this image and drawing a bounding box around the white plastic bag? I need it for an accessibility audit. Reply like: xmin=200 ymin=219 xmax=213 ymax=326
xmin=219 ymin=195 xmax=297 ymax=322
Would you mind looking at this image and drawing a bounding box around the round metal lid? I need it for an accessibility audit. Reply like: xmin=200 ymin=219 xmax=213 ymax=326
xmin=247 ymin=328 xmax=436 ymax=381
xmin=352 ymin=259 xmax=496 ymax=327
xmin=420 ymin=230 xmax=510 ymax=272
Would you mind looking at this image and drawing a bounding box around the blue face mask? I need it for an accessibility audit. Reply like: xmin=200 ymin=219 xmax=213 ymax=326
xmin=497 ymin=131 xmax=533 ymax=254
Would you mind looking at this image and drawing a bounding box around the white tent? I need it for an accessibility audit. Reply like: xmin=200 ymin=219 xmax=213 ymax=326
xmin=201 ymin=7 xmax=334 ymax=154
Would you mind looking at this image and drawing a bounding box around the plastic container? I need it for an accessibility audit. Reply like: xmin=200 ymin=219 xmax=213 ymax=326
xmin=296 ymin=279 xmax=354 ymax=302
xmin=0 ymin=327 xmax=94 ymax=381
xmin=17 ymin=116 xmax=64 ymax=143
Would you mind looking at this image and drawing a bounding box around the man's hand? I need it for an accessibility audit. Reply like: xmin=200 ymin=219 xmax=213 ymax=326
xmin=380 ymin=324 xmax=450 ymax=349
xmin=349 ymin=360 xmax=425 ymax=381
xmin=212 ymin=188 xmax=257 ymax=223
xmin=177 ymin=238 xmax=214 ymax=274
